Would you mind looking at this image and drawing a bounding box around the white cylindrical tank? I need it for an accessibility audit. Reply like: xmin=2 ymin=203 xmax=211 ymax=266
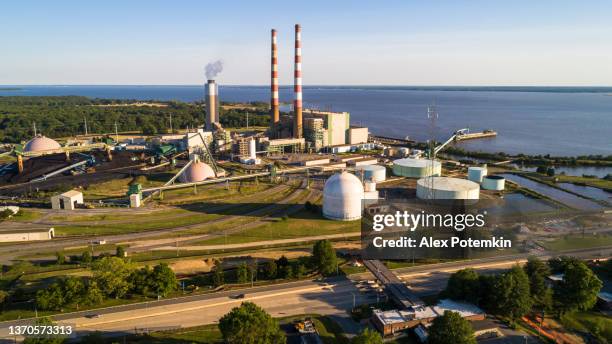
xmin=393 ymin=158 xmax=441 ymax=178
xmin=249 ymin=139 xmax=256 ymax=160
xmin=416 ymin=177 xmax=480 ymax=200
xmin=356 ymin=165 xmax=386 ymax=183
xmin=482 ymin=175 xmax=505 ymax=191
xmin=467 ymin=166 xmax=488 ymax=183
xmin=323 ymin=172 xmax=364 ymax=221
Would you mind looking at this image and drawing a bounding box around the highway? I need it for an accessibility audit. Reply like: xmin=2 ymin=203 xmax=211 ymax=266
xmin=0 ymin=246 xmax=608 ymax=341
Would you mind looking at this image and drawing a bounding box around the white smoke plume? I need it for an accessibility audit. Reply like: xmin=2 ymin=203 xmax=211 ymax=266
xmin=205 ymin=60 xmax=223 ymax=80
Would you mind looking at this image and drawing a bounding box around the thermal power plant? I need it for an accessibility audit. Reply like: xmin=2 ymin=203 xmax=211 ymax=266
xmin=393 ymin=158 xmax=441 ymax=178
xmin=467 ymin=166 xmax=487 ymax=183
xmin=323 ymin=172 xmax=364 ymax=221
xmin=356 ymin=165 xmax=386 ymax=183
xmin=416 ymin=177 xmax=480 ymax=200
xmin=205 ymin=80 xmax=219 ymax=131
xmin=23 ymin=135 xmax=61 ymax=152
xmin=179 ymin=161 xmax=216 ymax=183
xmin=293 ymin=24 xmax=303 ymax=139
xmin=270 ymin=29 xmax=280 ymax=136
xmin=482 ymin=175 xmax=505 ymax=191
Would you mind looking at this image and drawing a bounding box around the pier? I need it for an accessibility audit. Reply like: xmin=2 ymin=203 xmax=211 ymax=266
xmin=455 ymin=130 xmax=497 ymax=141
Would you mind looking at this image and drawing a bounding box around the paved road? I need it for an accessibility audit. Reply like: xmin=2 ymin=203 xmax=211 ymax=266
xmin=1 ymin=246 xmax=608 ymax=341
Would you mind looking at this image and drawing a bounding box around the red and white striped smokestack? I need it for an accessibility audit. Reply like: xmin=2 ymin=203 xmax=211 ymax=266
xmin=293 ymin=24 xmax=303 ymax=139
xmin=270 ymin=29 xmax=280 ymax=136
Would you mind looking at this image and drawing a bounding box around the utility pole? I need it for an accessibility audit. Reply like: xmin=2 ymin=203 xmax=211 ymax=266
xmin=114 ymin=121 xmax=119 ymax=143
xmin=33 ymin=122 xmax=37 ymax=136
xmin=246 ymin=112 xmax=249 ymax=129
xmin=169 ymin=114 xmax=173 ymax=134
xmin=84 ymin=117 xmax=88 ymax=136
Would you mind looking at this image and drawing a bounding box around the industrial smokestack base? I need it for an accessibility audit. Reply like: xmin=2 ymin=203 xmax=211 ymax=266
xmin=270 ymin=29 xmax=280 ymax=138
xmin=205 ymin=80 xmax=219 ymax=131
xmin=293 ymin=24 xmax=303 ymax=139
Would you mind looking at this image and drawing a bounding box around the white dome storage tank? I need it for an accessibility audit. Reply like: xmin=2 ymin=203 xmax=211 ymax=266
xmin=23 ymin=136 xmax=61 ymax=152
xmin=323 ymin=172 xmax=364 ymax=221
xmin=393 ymin=158 xmax=441 ymax=178
xmin=416 ymin=177 xmax=480 ymax=200
xmin=356 ymin=165 xmax=386 ymax=182
xmin=467 ymin=166 xmax=487 ymax=183
xmin=482 ymin=175 xmax=505 ymax=191
xmin=179 ymin=161 xmax=215 ymax=183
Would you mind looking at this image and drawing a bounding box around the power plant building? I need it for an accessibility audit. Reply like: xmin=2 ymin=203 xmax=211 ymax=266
xmin=393 ymin=158 xmax=441 ymax=178
xmin=323 ymin=172 xmax=364 ymax=221
xmin=416 ymin=177 xmax=480 ymax=200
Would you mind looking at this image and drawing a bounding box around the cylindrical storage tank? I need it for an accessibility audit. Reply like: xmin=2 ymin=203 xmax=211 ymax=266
xmin=249 ymin=139 xmax=256 ymax=160
xmin=482 ymin=175 xmax=505 ymax=191
xmin=323 ymin=172 xmax=364 ymax=221
xmin=356 ymin=165 xmax=386 ymax=183
xmin=416 ymin=177 xmax=480 ymax=200
xmin=393 ymin=158 xmax=441 ymax=178
xmin=467 ymin=166 xmax=487 ymax=183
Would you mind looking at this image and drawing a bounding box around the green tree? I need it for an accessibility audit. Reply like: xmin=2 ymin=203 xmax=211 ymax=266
xmin=293 ymin=263 xmax=306 ymax=279
xmin=150 ymin=263 xmax=177 ymax=297
xmin=130 ymin=266 xmax=153 ymax=295
xmin=61 ymin=276 xmax=84 ymax=307
xmin=0 ymin=290 xmax=8 ymax=304
xmin=444 ymin=268 xmax=480 ymax=304
xmin=264 ymin=260 xmax=277 ymax=279
xmin=115 ymin=246 xmax=126 ymax=258
xmin=524 ymin=257 xmax=552 ymax=311
xmin=82 ymin=280 xmax=105 ymax=306
xmin=218 ymin=302 xmax=285 ymax=344
xmin=312 ymin=240 xmax=337 ymax=276
xmin=213 ymin=268 xmax=225 ymax=287
xmin=36 ymin=283 xmax=65 ymax=311
xmin=91 ymin=257 xmax=135 ymax=298
xmin=351 ymin=328 xmax=383 ymax=344
xmin=237 ymin=263 xmax=249 ymax=284
xmin=554 ymin=261 xmax=602 ymax=313
xmin=81 ymin=251 xmax=92 ymax=265
xmin=55 ymin=251 xmax=65 ymax=265
xmin=491 ymin=265 xmax=533 ymax=320
xmin=428 ymin=310 xmax=476 ymax=344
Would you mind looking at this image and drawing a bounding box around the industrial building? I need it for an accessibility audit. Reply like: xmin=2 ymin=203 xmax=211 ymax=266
xmin=179 ymin=161 xmax=216 ymax=183
xmin=51 ymin=190 xmax=84 ymax=210
xmin=416 ymin=177 xmax=480 ymax=200
xmin=393 ymin=158 xmax=441 ymax=178
xmin=0 ymin=227 xmax=55 ymax=243
xmin=23 ymin=135 xmax=62 ymax=153
xmin=322 ymin=172 xmax=364 ymax=221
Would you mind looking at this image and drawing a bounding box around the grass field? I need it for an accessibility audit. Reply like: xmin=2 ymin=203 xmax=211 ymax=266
xmin=539 ymin=233 xmax=612 ymax=251
xmin=194 ymin=209 xmax=360 ymax=246
xmin=555 ymin=175 xmax=612 ymax=190
xmin=560 ymin=311 xmax=612 ymax=343
xmin=8 ymin=209 xmax=42 ymax=222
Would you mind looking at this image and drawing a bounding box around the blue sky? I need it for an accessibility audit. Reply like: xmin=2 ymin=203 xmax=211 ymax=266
xmin=2 ymin=0 xmax=612 ymax=85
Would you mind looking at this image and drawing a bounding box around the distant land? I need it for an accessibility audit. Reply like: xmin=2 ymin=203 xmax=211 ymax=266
xmin=2 ymin=85 xmax=612 ymax=93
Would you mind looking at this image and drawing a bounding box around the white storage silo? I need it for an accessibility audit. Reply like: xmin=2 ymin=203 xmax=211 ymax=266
xmin=393 ymin=158 xmax=441 ymax=178
xmin=482 ymin=175 xmax=505 ymax=191
xmin=468 ymin=166 xmax=487 ymax=183
xmin=416 ymin=177 xmax=480 ymax=200
xmin=356 ymin=165 xmax=386 ymax=183
xmin=323 ymin=172 xmax=364 ymax=221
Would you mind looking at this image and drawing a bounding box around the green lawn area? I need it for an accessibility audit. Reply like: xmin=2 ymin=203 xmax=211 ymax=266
xmin=555 ymin=175 xmax=612 ymax=190
xmin=560 ymin=311 xmax=612 ymax=343
xmin=539 ymin=233 xmax=612 ymax=251
xmin=195 ymin=209 xmax=360 ymax=246
xmin=9 ymin=209 xmax=42 ymax=222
